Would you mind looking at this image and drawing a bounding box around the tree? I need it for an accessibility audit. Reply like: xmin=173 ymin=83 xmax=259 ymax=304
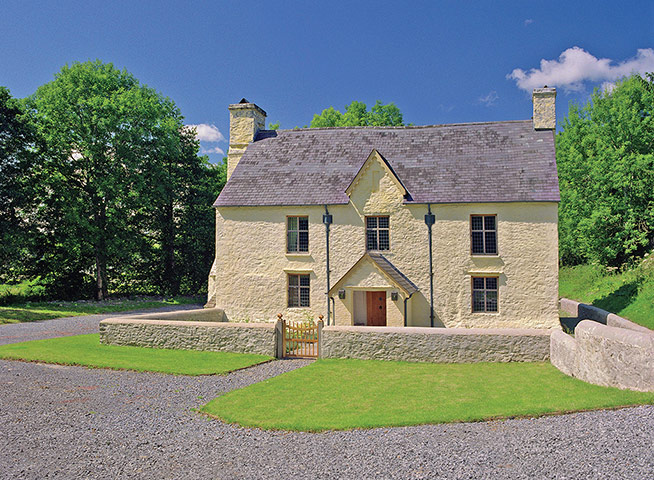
xmin=310 ymin=100 xmax=404 ymax=128
xmin=0 ymin=87 xmax=38 ymax=279
xmin=557 ymin=74 xmax=654 ymax=266
xmin=26 ymin=61 xmax=188 ymax=299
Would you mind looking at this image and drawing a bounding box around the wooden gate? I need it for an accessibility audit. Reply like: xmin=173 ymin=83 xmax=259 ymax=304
xmin=282 ymin=319 xmax=322 ymax=358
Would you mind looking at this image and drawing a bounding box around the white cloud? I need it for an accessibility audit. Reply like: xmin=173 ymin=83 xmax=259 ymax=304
xmin=201 ymin=146 xmax=225 ymax=156
xmin=524 ymin=19 xmax=534 ymax=26
xmin=186 ymin=123 xmax=226 ymax=143
xmin=507 ymin=47 xmax=654 ymax=92
xmin=478 ymin=90 xmax=499 ymax=107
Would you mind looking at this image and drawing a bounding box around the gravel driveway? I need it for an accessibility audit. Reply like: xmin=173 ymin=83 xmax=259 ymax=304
xmin=1 ymin=310 xmax=653 ymax=479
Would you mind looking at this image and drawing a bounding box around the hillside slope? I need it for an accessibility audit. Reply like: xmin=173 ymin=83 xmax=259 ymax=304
xmin=559 ymin=255 xmax=654 ymax=330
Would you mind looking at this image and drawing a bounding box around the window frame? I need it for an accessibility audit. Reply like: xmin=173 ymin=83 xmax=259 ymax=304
xmin=470 ymin=214 xmax=498 ymax=256
xmin=287 ymin=273 xmax=311 ymax=308
xmin=286 ymin=215 xmax=309 ymax=254
xmin=365 ymin=215 xmax=390 ymax=252
xmin=471 ymin=276 xmax=499 ymax=313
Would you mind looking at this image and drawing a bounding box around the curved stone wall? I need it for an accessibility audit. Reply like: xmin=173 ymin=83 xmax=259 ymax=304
xmin=552 ymin=299 xmax=654 ymax=392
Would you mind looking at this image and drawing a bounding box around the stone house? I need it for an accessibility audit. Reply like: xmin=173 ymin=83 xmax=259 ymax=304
xmin=206 ymin=88 xmax=559 ymax=329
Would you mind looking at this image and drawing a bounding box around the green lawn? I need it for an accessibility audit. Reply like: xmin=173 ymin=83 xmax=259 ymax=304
xmin=0 ymin=296 xmax=201 ymax=324
xmin=202 ymin=359 xmax=654 ymax=431
xmin=0 ymin=334 xmax=272 ymax=375
xmin=560 ymin=263 xmax=654 ymax=330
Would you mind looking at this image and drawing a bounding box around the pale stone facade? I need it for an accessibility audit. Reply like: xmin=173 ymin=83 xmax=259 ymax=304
xmin=207 ymin=92 xmax=559 ymax=329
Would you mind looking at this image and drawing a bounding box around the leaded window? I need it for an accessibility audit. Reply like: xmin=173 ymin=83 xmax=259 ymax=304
xmin=472 ymin=276 xmax=498 ymax=312
xmin=471 ymin=215 xmax=497 ymax=255
xmin=287 ymin=216 xmax=309 ymax=253
xmin=288 ymin=274 xmax=310 ymax=307
xmin=366 ymin=216 xmax=390 ymax=251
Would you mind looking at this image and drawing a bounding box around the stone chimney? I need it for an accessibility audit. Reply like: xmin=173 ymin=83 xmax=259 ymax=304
xmin=227 ymin=99 xmax=266 ymax=179
xmin=532 ymin=87 xmax=556 ymax=130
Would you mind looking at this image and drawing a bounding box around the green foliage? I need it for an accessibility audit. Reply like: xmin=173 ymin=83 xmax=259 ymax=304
xmin=0 ymin=87 xmax=39 ymax=280
xmin=310 ymin=100 xmax=404 ymax=128
xmin=0 ymin=278 xmax=46 ymax=306
xmin=557 ymin=74 xmax=654 ymax=266
xmin=559 ymin=257 xmax=654 ymax=330
xmin=0 ymin=334 xmax=272 ymax=374
xmin=6 ymin=60 xmax=225 ymax=301
xmin=203 ymin=359 xmax=654 ymax=431
xmin=267 ymin=122 xmax=280 ymax=130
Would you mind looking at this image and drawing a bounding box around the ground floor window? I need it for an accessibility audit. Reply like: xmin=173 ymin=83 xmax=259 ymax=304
xmin=288 ymin=274 xmax=310 ymax=307
xmin=472 ymin=276 xmax=498 ymax=312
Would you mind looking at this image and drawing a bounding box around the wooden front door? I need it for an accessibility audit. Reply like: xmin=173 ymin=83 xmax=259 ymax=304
xmin=366 ymin=291 xmax=387 ymax=326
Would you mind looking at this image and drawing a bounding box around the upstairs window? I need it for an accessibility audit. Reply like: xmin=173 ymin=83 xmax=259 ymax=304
xmin=366 ymin=216 xmax=390 ymax=251
xmin=472 ymin=276 xmax=498 ymax=313
xmin=288 ymin=274 xmax=310 ymax=307
xmin=287 ymin=216 xmax=309 ymax=253
xmin=471 ymin=215 xmax=497 ymax=255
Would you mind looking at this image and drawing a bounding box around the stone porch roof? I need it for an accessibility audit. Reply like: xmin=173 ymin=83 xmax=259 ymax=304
xmin=329 ymin=252 xmax=419 ymax=297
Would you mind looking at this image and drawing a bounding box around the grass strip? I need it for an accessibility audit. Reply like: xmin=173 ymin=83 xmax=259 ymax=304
xmin=0 ymin=296 xmax=201 ymax=324
xmin=202 ymin=358 xmax=654 ymax=431
xmin=0 ymin=334 xmax=272 ymax=375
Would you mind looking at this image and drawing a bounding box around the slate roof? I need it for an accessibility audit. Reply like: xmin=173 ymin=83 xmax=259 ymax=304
xmin=214 ymin=120 xmax=559 ymax=207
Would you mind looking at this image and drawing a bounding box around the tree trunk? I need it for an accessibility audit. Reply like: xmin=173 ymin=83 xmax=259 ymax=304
xmin=94 ymin=202 xmax=109 ymax=301
xmin=162 ymin=199 xmax=179 ymax=296
xmin=95 ymin=251 xmax=108 ymax=301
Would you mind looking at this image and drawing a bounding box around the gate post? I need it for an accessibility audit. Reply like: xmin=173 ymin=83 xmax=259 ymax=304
xmin=317 ymin=317 xmax=324 ymax=359
xmin=275 ymin=313 xmax=284 ymax=359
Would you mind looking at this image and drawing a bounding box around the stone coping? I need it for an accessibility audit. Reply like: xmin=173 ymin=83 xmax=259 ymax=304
xmin=101 ymin=317 xmax=273 ymax=329
xmin=107 ymin=307 xmax=227 ymax=323
xmin=324 ymin=325 xmax=552 ymax=336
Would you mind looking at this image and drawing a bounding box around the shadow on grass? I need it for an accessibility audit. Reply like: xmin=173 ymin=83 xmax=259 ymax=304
xmin=592 ymin=281 xmax=640 ymax=314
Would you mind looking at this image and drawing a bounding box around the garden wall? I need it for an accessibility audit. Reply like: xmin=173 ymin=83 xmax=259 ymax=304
xmin=552 ymin=299 xmax=654 ymax=392
xmin=99 ymin=311 xmax=553 ymax=363
xmin=321 ymin=326 xmax=551 ymax=363
xmin=100 ymin=313 xmax=275 ymax=356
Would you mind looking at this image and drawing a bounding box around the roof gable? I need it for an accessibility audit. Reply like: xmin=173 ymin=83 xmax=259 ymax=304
xmin=345 ymin=149 xmax=409 ymax=199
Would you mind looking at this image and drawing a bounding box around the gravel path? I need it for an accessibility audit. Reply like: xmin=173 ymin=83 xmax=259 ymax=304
xmin=1 ymin=312 xmax=653 ymax=479
xmin=0 ymin=304 xmax=202 ymax=346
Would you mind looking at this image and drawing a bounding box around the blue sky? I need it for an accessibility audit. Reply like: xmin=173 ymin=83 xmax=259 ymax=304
xmin=1 ymin=1 xmax=652 ymax=162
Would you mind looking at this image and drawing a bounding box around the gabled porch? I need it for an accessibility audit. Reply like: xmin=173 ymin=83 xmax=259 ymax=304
xmin=328 ymin=252 xmax=419 ymax=327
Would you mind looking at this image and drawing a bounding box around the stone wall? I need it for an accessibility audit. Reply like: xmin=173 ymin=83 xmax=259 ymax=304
xmin=99 ymin=314 xmax=553 ymax=364
xmin=100 ymin=317 xmax=276 ymax=356
xmin=321 ymin=325 xmax=551 ymax=363
xmin=552 ymin=299 xmax=654 ymax=391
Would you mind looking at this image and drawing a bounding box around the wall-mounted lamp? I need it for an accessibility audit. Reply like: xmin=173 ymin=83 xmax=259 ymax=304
xmin=391 ymin=291 xmax=399 ymax=301
xmin=338 ymin=289 xmax=346 ymax=299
